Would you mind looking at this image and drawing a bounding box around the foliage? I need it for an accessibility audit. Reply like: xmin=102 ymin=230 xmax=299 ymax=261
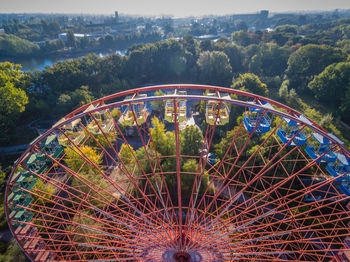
xmin=213 ymin=42 xmax=244 ymax=73
xmin=0 ymin=240 xmax=26 ymax=262
xmin=150 ymin=117 xmax=176 ymax=172
xmin=181 ymin=159 xmax=198 ymax=203
xmin=65 ymin=145 xmax=112 ymax=208
xmin=0 ymin=34 xmax=39 ymax=57
xmin=308 ymin=61 xmax=350 ymax=119
xmin=197 ymin=51 xmax=232 ymax=86
xmin=180 ymin=125 xmax=203 ymax=156
xmin=66 ymin=30 xmax=77 ymax=48
xmin=275 ymin=25 xmax=298 ymax=34
xmin=249 ymin=43 xmax=291 ymax=76
xmin=150 ymin=117 xmax=175 ymax=156
xmin=231 ymin=73 xmax=268 ymax=96
xmin=285 ymin=44 xmax=346 ymax=90
xmin=32 ymin=178 xmax=55 ymax=206
xmin=119 ymin=143 xmax=136 ymax=166
xmin=232 ymin=30 xmax=255 ymax=46
xmin=0 ymin=62 xmax=29 ymax=131
xmin=150 ymin=90 xmax=166 ymax=111
xmin=64 ymin=145 xmax=103 ymax=175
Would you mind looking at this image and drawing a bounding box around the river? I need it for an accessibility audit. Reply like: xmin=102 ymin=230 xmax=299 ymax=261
xmin=1 ymin=50 xmax=126 ymax=72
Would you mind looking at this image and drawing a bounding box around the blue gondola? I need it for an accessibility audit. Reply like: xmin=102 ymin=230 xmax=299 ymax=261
xmin=207 ymin=153 xmax=217 ymax=165
xmin=339 ymin=162 xmax=350 ymax=196
xmin=326 ymin=153 xmax=350 ymax=182
xmin=305 ymin=133 xmax=337 ymax=163
xmin=277 ymin=117 xmax=307 ymax=146
xmin=243 ymin=101 xmax=272 ymax=134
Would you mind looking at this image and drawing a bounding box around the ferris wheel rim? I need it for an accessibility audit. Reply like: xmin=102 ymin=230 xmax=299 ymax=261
xmin=5 ymin=84 xmax=350 ymax=262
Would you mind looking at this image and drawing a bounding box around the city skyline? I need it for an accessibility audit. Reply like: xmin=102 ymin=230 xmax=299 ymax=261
xmin=2 ymin=0 xmax=350 ymax=17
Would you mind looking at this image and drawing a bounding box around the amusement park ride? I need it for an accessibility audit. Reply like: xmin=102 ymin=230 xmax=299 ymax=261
xmin=4 ymin=84 xmax=350 ymax=261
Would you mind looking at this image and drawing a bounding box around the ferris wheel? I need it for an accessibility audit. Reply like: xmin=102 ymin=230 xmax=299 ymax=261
xmin=5 ymin=84 xmax=350 ymax=261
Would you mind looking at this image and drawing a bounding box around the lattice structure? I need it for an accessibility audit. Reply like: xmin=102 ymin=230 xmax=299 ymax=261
xmin=5 ymin=85 xmax=350 ymax=262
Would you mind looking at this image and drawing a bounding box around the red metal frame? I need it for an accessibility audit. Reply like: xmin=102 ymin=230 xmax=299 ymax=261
xmin=5 ymin=84 xmax=350 ymax=261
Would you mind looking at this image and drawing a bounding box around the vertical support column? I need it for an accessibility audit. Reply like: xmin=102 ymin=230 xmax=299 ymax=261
xmin=174 ymin=97 xmax=183 ymax=249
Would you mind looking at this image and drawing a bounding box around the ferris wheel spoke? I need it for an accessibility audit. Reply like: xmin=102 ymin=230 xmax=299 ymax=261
xmin=85 ymin=113 xmax=168 ymax=214
xmin=190 ymin=114 xmax=280 ymax=230
xmin=202 ymin=169 xmax=349 ymax=240
xmin=143 ymin=117 xmax=179 ymax=225
xmin=6 ymin=85 xmax=350 ymax=261
xmin=125 ymin=103 xmax=181 ymax=247
xmin=56 ymin=125 xmax=174 ymax=233
xmin=26 ymin=146 xmax=174 ymax=245
xmin=32 ymin=145 xmax=150 ymax=219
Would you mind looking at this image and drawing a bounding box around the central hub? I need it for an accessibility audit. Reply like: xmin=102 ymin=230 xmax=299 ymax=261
xmin=173 ymin=251 xmax=191 ymax=262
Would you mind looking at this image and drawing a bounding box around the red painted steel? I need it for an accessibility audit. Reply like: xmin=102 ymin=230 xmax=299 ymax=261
xmin=4 ymin=84 xmax=350 ymax=261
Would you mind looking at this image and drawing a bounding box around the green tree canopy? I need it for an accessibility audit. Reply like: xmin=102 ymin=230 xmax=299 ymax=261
xmin=66 ymin=30 xmax=77 ymax=48
xmin=249 ymin=43 xmax=291 ymax=76
xmin=197 ymin=51 xmax=232 ymax=86
xmin=231 ymin=73 xmax=268 ymax=96
xmin=180 ymin=125 xmax=203 ymax=156
xmin=0 ymin=34 xmax=39 ymax=57
xmin=64 ymin=145 xmax=103 ymax=175
xmin=275 ymin=25 xmax=298 ymax=34
xmin=308 ymin=61 xmax=350 ymax=120
xmin=285 ymin=44 xmax=346 ymax=90
xmin=150 ymin=90 xmax=166 ymax=111
xmin=0 ymin=62 xmax=29 ymax=131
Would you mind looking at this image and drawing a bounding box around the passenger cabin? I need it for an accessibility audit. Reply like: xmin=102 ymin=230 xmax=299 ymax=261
xmin=277 ymin=116 xmax=307 ymax=146
xmin=85 ymin=105 xmax=115 ymax=135
xmin=326 ymin=153 xmax=350 ymax=182
xmin=205 ymin=92 xmax=230 ymax=125
xmin=243 ymin=101 xmax=272 ymax=134
xmin=337 ymin=155 xmax=350 ymax=195
xmin=10 ymin=210 xmax=34 ymax=227
xmin=164 ymin=90 xmax=187 ymax=123
xmin=305 ymin=133 xmax=337 ymax=163
xmin=39 ymin=134 xmax=63 ymax=159
xmin=13 ymin=175 xmax=37 ymax=191
xmin=8 ymin=192 xmax=33 ymax=211
xmin=57 ymin=119 xmax=85 ymax=146
xmin=26 ymin=153 xmax=48 ymax=175
xmin=119 ymin=94 xmax=148 ymax=126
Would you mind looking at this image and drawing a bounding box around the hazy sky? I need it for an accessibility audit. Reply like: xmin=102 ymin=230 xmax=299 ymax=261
xmin=2 ymin=0 xmax=350 ymax=17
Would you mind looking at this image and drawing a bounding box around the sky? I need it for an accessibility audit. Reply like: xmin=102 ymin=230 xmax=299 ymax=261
xmin=2 ymin=0 xmax=350 ymax=17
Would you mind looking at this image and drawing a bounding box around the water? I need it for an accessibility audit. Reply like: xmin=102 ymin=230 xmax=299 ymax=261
xmin=1 ymin=50 xmax=126 ymax=72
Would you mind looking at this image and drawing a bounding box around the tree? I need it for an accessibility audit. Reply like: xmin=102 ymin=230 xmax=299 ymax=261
xmin=231 ymin=73 xmax=268 ymax=96
xmin=66 ymin=30 xmax=77 ymax=48
xmin=275 ymin=25 xmax=298 ymax=34
xmin=180 ymin=125 xmax=203 ymax=156
xmin=0 ymin=34 xmax=39 ymax=57
xmin=197 ymin=51 xmax=232 ymax=86
xmin=249 ymin=43 xmax=290 ymax=76
xmin=70 ymin=85 xmax=94 ymax=107
xmin=65 ymin=145 xmax=112 ymax=208
xmin=0 ymin=240 xmax=26 ymax=262
xmin=150 ymin=117 xmax=176 ymax=172
xmin=232 ymin=30 xmax=252 ymax=46
xmin=150 ymin=90 xmax=166 ymax=112
xmin=308 ymin=62 xmax=350 ymax=119
xmin=119 ymin=144 xmax=136 ymax=166
xmin=64 ymin=145 xmax=103 ymax=175
xmin=278 ymin=80 xmax=290 ymax=102
xmin=181 ymin=159 xmax=198 ymax=203
xmin=0 ymin=62 xmax=29 ymax=131
xmin=214 ymin=42 xmax=244 ymax=73
xmin=285 ymin=44 xmax=346 ymax=90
